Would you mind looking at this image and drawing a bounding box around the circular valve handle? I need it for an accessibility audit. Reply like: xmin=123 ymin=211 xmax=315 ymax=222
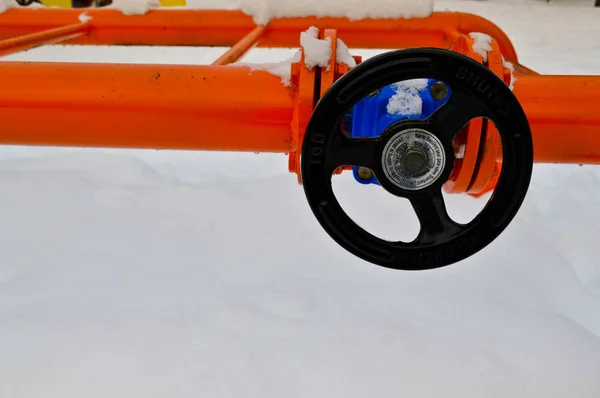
xmin=300 ymin=48 xmax=533 ymax=271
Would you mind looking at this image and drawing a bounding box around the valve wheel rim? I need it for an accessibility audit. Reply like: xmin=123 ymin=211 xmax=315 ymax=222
xmin=300 ymin=48 xmax=533 ymax=271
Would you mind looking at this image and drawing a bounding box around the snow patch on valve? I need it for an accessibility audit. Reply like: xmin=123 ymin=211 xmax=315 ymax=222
xmin=387 ymin=79 xmax=429 ymax=116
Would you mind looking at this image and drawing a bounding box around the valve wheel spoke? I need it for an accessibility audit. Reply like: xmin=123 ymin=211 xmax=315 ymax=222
xmin=427 ymin=89 xmax=489 ymax=142
xmin=327 ymin=133 xmax=381 ymax=173
xmin=409 ymin=189 xmax=461 ymax=245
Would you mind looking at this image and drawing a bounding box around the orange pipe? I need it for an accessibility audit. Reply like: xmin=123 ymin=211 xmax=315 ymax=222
xmin=0 ymin=62 xmax=294 ymax=152
xmin=0 ymin=21 xmax=88 ymax=57
xmin=0 ymin=8 xmax=519 ymax=61
xmin=0 ymin=62 xmax=598 ymax=165
xmin=514 ymin=74 xmax=600 ymax=164
xmin=212 ymin=25 xmax=266 ymax=66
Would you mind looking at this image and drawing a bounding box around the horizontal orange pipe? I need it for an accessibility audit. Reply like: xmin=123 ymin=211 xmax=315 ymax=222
xmin=0 ymin=22 xmax=88 ymax=57
xmin=514 ymin=74 xmax=600 ymax=164
xmin=0 ymin=8 xmax=519 ymax=62
xmin=0 ymin=62 xmax=294 ymax=152
xmin=1 ymin=64 xmax=596 ymax=165
xmin=212 ymin=25 xmax=266 ymax=66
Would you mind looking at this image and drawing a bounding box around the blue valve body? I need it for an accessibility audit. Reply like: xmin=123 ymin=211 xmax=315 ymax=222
xmin=343 ymin=79 xmax=450 ymax=185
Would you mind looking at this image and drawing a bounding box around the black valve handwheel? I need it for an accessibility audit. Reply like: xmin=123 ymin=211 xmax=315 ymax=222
xmin=300 ymin=48 xmax=533 ymax=271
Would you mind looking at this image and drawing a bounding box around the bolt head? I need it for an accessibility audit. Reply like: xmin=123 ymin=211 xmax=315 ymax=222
xmin=402 ymin=147 xmax=428 ymax=175
xmin=430 ymin=81 xmax=448 ymax=100
xmin=357 ymin=167 xmax=374 ymax=181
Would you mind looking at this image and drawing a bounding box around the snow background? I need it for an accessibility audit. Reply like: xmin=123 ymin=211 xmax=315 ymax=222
xmin=1 ymin=0 xmax=600 ymax=397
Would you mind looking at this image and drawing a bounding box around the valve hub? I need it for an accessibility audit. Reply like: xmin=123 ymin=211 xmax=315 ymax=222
xmin=381 ymin=128 xmax=446 ymax=191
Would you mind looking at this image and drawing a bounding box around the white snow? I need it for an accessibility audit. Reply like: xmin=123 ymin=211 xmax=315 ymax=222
xmin=78 ymin=11 xmax=93 ymax=23
xmin=237 ymin=0 xmax=434 ymax=25
xmin=1 ymin=0 xmax=600 ymax=397
xmin=299 ymin=26 xmax=332 ymax=70
xmin=233 ymin=50 xmax=301 ymax=87
xmin=469 ymin=32 xmax=494 ymax=63
xmin=231 ymin=28 xmax=355 ymax=85
xmin=502 ymin=55 xmax=517 ymax=90
xmin=387 ymin=79 xmax=429 ymax=116
xmin=336 ymin=38 xmax=357 ymax=68
xmin=470 ymin=32 xmax=517 ymax=89
xmin=0 ymin=0 xmax=14 ymax=14
xmin=109 ymin=0 xmax=161 ymax=15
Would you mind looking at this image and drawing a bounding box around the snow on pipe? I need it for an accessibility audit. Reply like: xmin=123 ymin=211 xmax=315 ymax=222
xmin=231 ymin=27 xmax=357 ymax=87
xmin=1 ymin=0 xmax=434 ymax=18
xmin=237 ymin=0 xmax=434 ymax=25
xmin=110 ymin=0 xmax=435 ymax=19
